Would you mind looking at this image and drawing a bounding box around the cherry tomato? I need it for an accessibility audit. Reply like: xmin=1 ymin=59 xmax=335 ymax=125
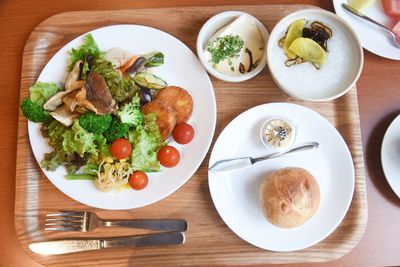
xmin=109 ymin=138 xmax=132 ymax=159
xmin=157 ymin=145 xmax=180 ymax=167
xmin=172 ymin=122 xmax=195 ymax=144
xmin=128 ymin=171 xmax=148 ymax=190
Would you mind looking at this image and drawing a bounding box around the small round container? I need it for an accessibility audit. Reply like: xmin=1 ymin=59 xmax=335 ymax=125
xmin=260 ymin=116 xmax=297 ymax=152
xmin=196 ymin=11 xmax=269 ymax=82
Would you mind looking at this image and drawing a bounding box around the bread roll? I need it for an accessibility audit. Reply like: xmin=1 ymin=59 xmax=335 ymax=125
xmin=259 ymin=167 xmax=320 ymax=228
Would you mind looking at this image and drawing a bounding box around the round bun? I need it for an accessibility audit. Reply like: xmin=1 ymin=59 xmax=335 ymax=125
xmin=259 ymin=167 xmax=320 ymax=228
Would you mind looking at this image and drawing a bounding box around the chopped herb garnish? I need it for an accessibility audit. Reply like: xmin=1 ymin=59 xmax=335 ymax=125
xmin=231 ymin=66 xmax=235 ymax=71
xmin=206 ymin=35 xmax=244 ymax=65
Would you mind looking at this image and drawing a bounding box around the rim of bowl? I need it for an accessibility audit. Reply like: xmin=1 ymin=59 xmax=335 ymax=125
xmin=267 ymin=8 xmax=364 ymax=102
xmin=196 ymin=11 xmax=269 ymax=83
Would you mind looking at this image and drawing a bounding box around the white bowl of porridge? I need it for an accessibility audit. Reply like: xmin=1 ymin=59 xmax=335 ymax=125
xmin=267 ymin=9 xmax=363 ymax=102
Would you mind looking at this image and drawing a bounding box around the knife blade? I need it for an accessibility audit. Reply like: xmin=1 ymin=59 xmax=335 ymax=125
xmin=209 ymin=142 xmax=319 ymax=174
xmin=28 ymin=232 xmax=185 ymax=255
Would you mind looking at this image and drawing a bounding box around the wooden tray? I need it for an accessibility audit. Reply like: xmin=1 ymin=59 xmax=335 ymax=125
xmin=15 ymin=5 xmax=367 ymax=266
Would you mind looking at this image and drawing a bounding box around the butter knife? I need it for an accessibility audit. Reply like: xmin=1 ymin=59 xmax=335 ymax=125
xmin=342 ymin=3 xmax=400 ymax=48
xmin=209 ymin=142 xmax=319 ymax=174
xmin=28 ymin=232 xmax=185 ymax=255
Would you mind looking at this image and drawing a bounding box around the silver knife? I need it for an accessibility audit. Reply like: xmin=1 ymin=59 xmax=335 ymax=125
xmin=28 ymin=232 xmax=185 ymax=255
xmin=209 ymin=142 xmax=319 ymax=174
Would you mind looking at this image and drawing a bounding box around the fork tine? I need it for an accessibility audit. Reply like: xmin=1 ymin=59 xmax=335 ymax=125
xmin=45 ymin=217 xmax=83 ymax=222
xmin=45 ymin=221 xmax=83 ymax=227
xmin=45 ymin=226 xmax=82 ymax=231
xmin=46 ymin=211 xmax=85 ymax=217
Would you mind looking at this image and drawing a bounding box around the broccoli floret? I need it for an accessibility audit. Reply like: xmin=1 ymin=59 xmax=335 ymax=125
xmin=103 ymin=117 xmax=129 ymax=143
xmin=20 ymin=98 xmax=52 ymax=123
xmin=117 ymin=95 xmax=143 ymax=127
xmin=79 ymin=112 xmax=112 ymax=134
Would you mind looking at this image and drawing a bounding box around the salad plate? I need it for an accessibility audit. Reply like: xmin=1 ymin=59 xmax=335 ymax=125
xmin=28 ymin=24 xmax=216 ymax=210
xmin=208 ymin=103 xmax=355 ymax=251
xmin=381 ymin=114 xmax=400 ymax=198
xmin=333 ymin=0 xmax=400 ymax=60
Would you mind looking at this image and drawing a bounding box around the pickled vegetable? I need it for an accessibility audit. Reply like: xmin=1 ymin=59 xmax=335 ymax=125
xmin=284 ymin=19 xmax=306 ymax=59
xmin=289 ymin=37 xmax=327 ymax=65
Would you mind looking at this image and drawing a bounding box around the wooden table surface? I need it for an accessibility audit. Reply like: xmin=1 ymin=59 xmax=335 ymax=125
xmin=1 ymin=0 xmax=399 ymax=266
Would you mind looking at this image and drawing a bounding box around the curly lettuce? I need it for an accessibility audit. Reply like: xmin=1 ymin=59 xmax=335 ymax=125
xmin=29 ymin=81 xmax=61 ymax=105
xmin=69 ymin=34 xmax=103 ymax=71
xmin=91 ymin=58 xmax=138 ymax=102
xmin=41 ymin=120 xmax=108 ymax=173
xmin=61 ymin=120 xmax=97 ymax=157
xmin=128 ymin=113 xmax=165 ymax=172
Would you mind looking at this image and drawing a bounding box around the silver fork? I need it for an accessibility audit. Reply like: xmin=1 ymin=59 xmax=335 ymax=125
xmin=45 ymin=211 xmax=188 ymax=232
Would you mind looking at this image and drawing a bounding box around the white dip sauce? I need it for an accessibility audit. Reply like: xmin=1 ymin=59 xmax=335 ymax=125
xmin=261 ymin=117 xmax=296 ymax=151
xmin=204 ymin=15 xmax=264 ymax=76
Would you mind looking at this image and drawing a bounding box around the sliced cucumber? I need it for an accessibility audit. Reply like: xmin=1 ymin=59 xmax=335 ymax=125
xmin=133 ymin=72 xmax=167 ymax=90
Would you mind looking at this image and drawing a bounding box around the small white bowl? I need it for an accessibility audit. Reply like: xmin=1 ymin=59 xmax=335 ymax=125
xmin=260 ymin=116 xmax=297 ymax=152
xmin=196 ymin=11 xmax=269 ymax=82
xmin=267 ymin=9 xmax=364 ymax=101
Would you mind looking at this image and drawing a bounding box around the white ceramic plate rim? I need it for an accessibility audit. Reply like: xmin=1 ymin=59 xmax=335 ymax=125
xmin=267 ymin=8 xmax=363 ymax=102
xmin=28 ymin=24 xmax=216 ymax=210
xmin=333 ymin=0 xmax=400 ymax=60
xmin=381 ymin=114 xmax=400 ymax=198
xmin=196 ymin=11 xmax=269 ymax=82
xmin=208 ymin=103 xmax=355 ymax=251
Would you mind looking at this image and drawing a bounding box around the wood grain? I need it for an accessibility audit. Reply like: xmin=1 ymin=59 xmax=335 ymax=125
xmin=15 ymin=5 xmax=367 ymax=266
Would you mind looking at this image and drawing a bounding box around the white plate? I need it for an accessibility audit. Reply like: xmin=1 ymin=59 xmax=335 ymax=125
xmin=333 ymin=0 xmax=400 ymax=60
xmin=28 ymin=25 xmax=216 ymax=210
xmin=381 ymin=114 xmax=400 ymax=198
xmin=208 ymin=103 xmax=355 ymax=251
xmin=267 ymin=9 xmax=363 ymax=102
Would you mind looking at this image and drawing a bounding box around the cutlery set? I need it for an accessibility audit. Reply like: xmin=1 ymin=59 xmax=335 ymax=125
xmin=29 ymin=211 xmax=187 ymax=255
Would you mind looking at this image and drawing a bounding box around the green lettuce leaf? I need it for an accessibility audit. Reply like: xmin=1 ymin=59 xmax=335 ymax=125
xmin=29 ymin=81 xmax=61 ymax=105
xmin=62 ymin=120 xmax=98 ymax=157
xmin=90 ymin=58 xmax=138 ymax=103
xmin=129 ymin=113 xmax=165 ymax=172
xmin=69 ymin=34 xmax=103 ymax=71
xmin=41 ymin=120 xmax=105 ymax=173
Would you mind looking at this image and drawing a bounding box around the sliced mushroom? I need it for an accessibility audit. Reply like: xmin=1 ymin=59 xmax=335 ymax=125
xmin=44 ymin=60 xmax=86 ymax=111
xmin=44 ymin=90 xmax=71 ymax=111
xmin=65 ymin=60 xmax=86 ymax=92
xmin=84 ymin=72 xmax=116 ymax=114
xmin=49 ymin=104 xmax=80 ymax=127
xmin=62 ymin=90 xmax=80 ymax=112
xmin=75 ymin=86 xmax=99 ymax=114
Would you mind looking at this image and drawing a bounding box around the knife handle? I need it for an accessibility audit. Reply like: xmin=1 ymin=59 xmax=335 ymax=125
xmin=101 ymin=219 xmax=188 ymax=232
xmin=103 ymin=232 xmax=185 ymax=249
